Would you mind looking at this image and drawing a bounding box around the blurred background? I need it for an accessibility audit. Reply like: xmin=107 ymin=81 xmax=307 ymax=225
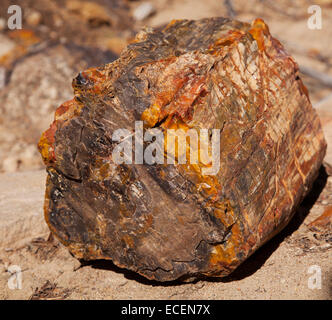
xmin=0 ymin=0 xmax=332 ymax=173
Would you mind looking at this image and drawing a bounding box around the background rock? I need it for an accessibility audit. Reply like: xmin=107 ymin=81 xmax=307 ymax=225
xmin=0 ymin=44 xmax=117 ymax=172
xmin=0 ymin=0 xmax=136 ymax=173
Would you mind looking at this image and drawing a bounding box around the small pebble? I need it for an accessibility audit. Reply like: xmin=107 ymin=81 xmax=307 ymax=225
xmin=0 ymin=34 xmax=15 ymax=59
xmin=26 ymin=11 xmax=42 ymax=26
xmin=54 ymin=16 xmax=63 ymax=28
xmin=133 ymin=2 xmax=156 ymax=21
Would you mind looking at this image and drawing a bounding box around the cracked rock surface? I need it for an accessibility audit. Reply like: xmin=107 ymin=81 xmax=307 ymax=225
xmin=39 ymin=18 xmax=326 ymax=281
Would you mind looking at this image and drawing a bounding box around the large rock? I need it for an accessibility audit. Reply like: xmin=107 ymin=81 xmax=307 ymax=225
xmin=38 ymin=18 xmax=327 ymax=281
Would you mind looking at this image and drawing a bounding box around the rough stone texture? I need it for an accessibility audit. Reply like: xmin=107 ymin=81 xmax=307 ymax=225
xmin=39 ymin=18 xmax=327 ymax=281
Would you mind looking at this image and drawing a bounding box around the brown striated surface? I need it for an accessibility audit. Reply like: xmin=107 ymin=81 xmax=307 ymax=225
xmin=39 ymin=17 xmax=327 ymax=281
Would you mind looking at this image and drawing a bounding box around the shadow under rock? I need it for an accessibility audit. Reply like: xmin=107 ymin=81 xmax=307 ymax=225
xmin=83 ymin=165 xmax=328 ymax=286
xmin=81 ymin=259 xmax=191 ymax=287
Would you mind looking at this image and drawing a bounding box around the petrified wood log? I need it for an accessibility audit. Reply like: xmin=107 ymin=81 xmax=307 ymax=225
xmin=38 ymin=17 xmax=327 ymax=281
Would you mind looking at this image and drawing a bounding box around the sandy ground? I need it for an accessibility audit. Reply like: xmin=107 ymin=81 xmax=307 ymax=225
xmin=0 ymin=0 xmax=331 ymax=300
xmin=0 ymin=160 xmax=331 ymax=300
